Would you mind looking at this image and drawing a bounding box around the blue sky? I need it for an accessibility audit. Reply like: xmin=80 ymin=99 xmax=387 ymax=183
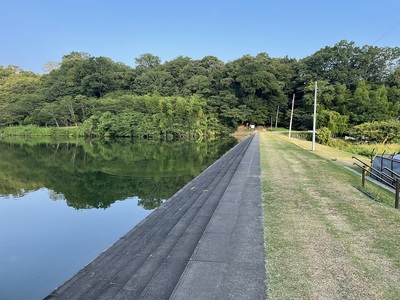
xmin=1 ymin=0 xmax=399 ymax=73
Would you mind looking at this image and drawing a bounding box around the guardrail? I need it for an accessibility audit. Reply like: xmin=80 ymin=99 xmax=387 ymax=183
xmin=352 ymin=156 xmax=399 ymax=209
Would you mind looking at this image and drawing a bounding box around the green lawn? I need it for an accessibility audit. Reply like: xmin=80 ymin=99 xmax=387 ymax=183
xmin=260 ymin=132 xmax=400 ymax=300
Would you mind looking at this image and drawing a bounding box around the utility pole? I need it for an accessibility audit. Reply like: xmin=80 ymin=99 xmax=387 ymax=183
xmin=312 ymin=81 xmax=317 ymax=151
xmin=275 ymin=106 xmax=279 ymax=129
xmin=289 ymin=94 xmax=295 ymax=137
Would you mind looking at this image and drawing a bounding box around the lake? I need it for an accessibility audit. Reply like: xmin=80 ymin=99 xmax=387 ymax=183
xmin=0 ymin=137 xmax=236 ymax=300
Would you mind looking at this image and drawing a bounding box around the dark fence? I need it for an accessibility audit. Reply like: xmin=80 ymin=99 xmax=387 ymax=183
xmin=371 ymin=154 xmax=400 ymax=185
xmin=352 ymin=155 xmax=400 ymax=209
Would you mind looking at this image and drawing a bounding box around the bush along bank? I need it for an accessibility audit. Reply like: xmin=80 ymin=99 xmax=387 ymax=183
xmin=0 ymin=125 xmax=83 ymax=137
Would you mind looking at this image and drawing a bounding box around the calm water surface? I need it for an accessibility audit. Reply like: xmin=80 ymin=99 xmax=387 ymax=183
xmin=0 ymin=137 xmax=236 ymax=300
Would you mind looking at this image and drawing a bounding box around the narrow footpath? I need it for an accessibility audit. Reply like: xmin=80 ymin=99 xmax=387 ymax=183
xmin=45 ymin=133 xmax=266 ymax=300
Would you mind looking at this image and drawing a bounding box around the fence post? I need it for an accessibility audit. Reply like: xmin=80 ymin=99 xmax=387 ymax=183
xmin=362 ymin=168 xmax=366 ymax=188
xmin=395 ymin=179 xmax=400 ymax=209
xmin=391 ymin=153 xmax=394 ymax=171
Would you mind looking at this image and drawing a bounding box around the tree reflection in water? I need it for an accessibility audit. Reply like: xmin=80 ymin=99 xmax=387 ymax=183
xmin=0 ymin=137 xmax=236 ymax=209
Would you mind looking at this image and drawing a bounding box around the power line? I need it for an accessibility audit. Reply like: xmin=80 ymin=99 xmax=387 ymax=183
xmin=373 ymin=21 xmax=400 ymax=45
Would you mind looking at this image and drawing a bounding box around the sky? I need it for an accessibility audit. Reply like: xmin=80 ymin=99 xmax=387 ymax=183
xmin=1 ymin=0 xmax=399 ymax=73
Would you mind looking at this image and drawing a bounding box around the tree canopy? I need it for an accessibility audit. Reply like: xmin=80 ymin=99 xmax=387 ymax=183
xmin=0 ymin=40 xmax=399 ymax=137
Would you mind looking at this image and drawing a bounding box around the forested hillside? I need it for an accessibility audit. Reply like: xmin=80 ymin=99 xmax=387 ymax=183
xmin=0 ymin=40 xmax=399 ymax=138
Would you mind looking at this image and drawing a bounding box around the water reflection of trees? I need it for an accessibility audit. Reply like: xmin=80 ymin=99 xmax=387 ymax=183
xmin=0 ymin=137 xmax=236 ymax=209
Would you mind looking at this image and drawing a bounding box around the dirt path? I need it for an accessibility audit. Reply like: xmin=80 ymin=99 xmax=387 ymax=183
xmin=260 ymin=132 xmax=400 ymax=300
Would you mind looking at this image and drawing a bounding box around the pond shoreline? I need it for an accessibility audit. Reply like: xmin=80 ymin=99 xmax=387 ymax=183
xmin=45 ymin=134 xmax=266 ymax=300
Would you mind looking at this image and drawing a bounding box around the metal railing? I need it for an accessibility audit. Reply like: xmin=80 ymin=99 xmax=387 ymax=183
xmin=370 ymin=152 xmax=400 ymax=182
xmin=352 ymin=156 xmax=399 ymax=209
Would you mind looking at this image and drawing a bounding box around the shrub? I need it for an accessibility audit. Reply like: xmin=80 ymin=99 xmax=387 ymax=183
xmin=317 ymin=127 xmax=332 ymax=146
xmin=350 ymin=120 xmax=400 ymax=143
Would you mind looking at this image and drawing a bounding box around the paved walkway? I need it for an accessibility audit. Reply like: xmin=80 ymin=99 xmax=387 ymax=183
xmin=45 ymin=134 xmax=266 ymax=300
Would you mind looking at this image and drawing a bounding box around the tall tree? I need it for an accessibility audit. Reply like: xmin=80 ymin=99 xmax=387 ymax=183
xmin=134 ymin=70 xmax=174 ymax=96
xmin=135 ymin=53 xmax=161 ymax=70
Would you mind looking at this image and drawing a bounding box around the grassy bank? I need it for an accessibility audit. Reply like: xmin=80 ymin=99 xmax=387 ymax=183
xmin=0 ymin=125 xmax=82 ymax=137
xmin=277 ymin=130 xmax=400 ymax=158
xmin=260 ymin=132 xmax=400 ymax=299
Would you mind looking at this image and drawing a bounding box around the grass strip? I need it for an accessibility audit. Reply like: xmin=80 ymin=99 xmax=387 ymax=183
xmin=260 ymin=132 xmax=400 ymax=300
xmin=0 ymin=125 xmax=82 ymax=137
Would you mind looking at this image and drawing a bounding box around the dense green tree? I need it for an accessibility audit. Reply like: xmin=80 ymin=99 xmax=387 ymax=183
xmin=386 ymin=67 xmax=400 ymax=118
xmin=184 ymin=74 xmax=211 ymax=97
xmin=135 ymin=53 xmax=162 ymax=70
xmin=347 ymin=81 xmax=390 ymax=124
xmin=224 ymin=54 xmax=286 ymax=126
xmin=1 ymin=41 xmax=400 ymax=135
xmin=80 ymin=95 xmax=211 ymax=138
xmin=351 ymin=120 xmax=400 ymax=143
xmin=296 ymin=40 xmax=400 ymax=87
xmin=0 ymin=67 xmax=43 ymax=125
xmin=317 ymin=110 xmax=349 ymax=137
xmin=331 ymin=83 xmax=351 ymax=115
xmin=134 ymin=70 xmax=175 ymax=95
xmin=161 ymin=56 xmax=192 ymax=93
xmin=297 ymin=41 xmax=359 ymax=86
